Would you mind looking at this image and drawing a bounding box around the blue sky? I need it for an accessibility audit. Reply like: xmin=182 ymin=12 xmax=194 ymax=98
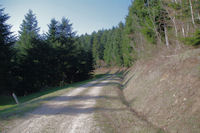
xmin=1 ymin=0 xmax=132 ymax=35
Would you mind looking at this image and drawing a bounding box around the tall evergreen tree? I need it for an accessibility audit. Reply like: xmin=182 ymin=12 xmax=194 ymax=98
xmin=17 ymin=9 xmax=40 ymax=54
xmin=15 ymin=10 xmax=45 ymax=95
xmin=113 ymin=23 xmax=124 ymax=66
xmin=0 ymin=7 xmax=15 ymax=94
xmin=103 ymin=30 xmax=113 ymax=65
xmin=92 ymin=32 xmax=100 ymax=63
xmin=46 ymin=18 xmax=59 ymax=44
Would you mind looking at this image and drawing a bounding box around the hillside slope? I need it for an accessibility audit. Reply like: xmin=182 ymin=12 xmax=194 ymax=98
xmin=123 ymin=48 xmax=200 ymax=133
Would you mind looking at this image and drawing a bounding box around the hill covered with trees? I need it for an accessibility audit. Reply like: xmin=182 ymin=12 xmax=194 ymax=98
xmin=79 ymin=0 xmax=200 ymax=67
xmin=0 ymin=0 xmax=199 ymax=96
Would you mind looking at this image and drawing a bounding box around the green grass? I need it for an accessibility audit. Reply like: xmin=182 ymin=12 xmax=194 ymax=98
xmin=0 ymin=74 xmax=106 ymax=118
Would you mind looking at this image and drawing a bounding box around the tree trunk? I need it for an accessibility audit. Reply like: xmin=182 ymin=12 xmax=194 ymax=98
xmin=186 ymin=23 xmax=190 ymax=37
xmin=172 ymin=17 xmax=180 ymax=48
xmin=189 ymin=0 xmax=195 ymax=25
xmin=164 ymin=24 xmax=169 ymax=48
xmin=172 ymin=17 xmax=178 ymax=37
xmin=198 ymin=12 xmax=200 ymax=21
xmin=147 ymin=1 xmax=162 ymax=44
xmin=182 ymin=25 xmax=185 ymax=37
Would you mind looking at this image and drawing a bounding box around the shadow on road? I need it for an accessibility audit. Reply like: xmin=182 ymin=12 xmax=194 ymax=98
xmin=30 ymin=104 xmax=126 ymax=116
xmin=47 ymin=95 xmax=119 ymax=102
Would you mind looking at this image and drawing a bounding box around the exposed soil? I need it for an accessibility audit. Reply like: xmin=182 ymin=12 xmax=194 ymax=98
xmin=94 ymin=75 xmax=165 ymax=133
xmin=123 ymin=48 xmax=200 ymax=133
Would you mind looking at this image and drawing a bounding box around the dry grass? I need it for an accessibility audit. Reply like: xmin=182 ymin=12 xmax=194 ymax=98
xmin=94 ymin=75 xmax=164 ymax=133
xmin=123 ymin=48 xmax=200 ymax=133
xmin=94 ymin=67 xmax=126 ymax=75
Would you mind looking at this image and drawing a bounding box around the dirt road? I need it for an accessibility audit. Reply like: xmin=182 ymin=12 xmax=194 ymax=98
xmin=8 ymin=77 xmax=111 ymax=133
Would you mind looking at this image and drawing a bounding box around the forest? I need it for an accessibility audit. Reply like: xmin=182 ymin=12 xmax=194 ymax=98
xmin=0 ymin=0 xmax=200 ymax=96
xmin=0 ymin=9 xmax=94 ymax=96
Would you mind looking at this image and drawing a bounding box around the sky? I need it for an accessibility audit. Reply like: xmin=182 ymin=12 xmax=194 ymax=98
xmin=0 ymin=0 xmax=132 ymax=35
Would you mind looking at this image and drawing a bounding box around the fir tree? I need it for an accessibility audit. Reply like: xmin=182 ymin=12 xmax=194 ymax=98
xmin=0 ymin=7 xmax=15 ymax=94
xmin=47 ymin=18 xmax=59 ymax=44
xmin=17 ymin=9 xmax=40 ymax=54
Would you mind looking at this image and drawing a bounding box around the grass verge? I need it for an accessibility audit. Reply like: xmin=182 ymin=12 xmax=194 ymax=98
xmin=0 ymin=74 xmax=106 ymax=119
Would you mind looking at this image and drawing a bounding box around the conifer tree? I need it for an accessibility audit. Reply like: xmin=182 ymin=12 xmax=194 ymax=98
xmin=113 ymin=23 xmax=124 ymax=65
xmin=0 ymin=7 xmax=15 ymax=94
xmin=17 ymin=9 xmax=40 ymax=54
xmin=47 ymin=18 xmax=59 ymax=44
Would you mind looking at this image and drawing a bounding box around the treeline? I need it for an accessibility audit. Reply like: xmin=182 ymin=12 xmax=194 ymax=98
xmin=78 ymin=23 xmax=133 ymax=67
xmin=79 ymin=0 xmax=200 ymax=67
xmin=1 ymin=0 xmax=200 ymax=95
xmin=0 ymin=9 xmax=94 ymax=96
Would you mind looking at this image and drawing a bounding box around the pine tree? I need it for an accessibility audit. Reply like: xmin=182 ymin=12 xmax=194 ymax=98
xmin=113 ymin=23 xmax=124 ymax=66
xmin=0 ymin=7 xmax=15 ymax=94
xmin=92 ymin=32 xmax=101 ymax=65
xmin=46 ymin=18 xmax=59 ymax=44
xmin=17 ymin=9 xmax=40 ymax=54
xmin=16 ymin=38 xmax=53 ymax=95
xmin=59 ymin=18 xmax=75 ymax=38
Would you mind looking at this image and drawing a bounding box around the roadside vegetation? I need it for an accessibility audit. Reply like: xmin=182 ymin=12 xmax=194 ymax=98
xmin=0 ymin=0 xmax=200 ymax=132
xmin=1 ymin=0 xmax=199 ymax=99
xmin=0 ymin=74 xmax=105 ymax=117
xmin=0 ymin=74 xmax=106 ymax=132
